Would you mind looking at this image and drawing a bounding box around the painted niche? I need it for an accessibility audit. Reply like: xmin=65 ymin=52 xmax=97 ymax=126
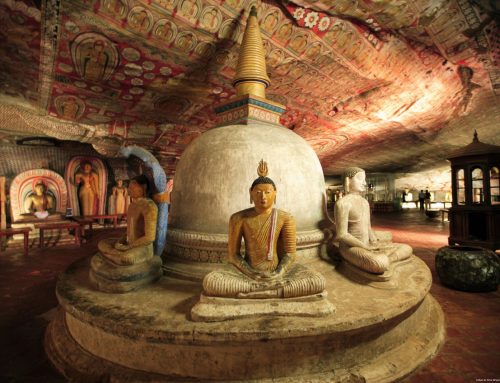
xmin=65 ymin=157 xmax=108 ymax=216
xmin=9 ymin=169 xmax=68 ymax=222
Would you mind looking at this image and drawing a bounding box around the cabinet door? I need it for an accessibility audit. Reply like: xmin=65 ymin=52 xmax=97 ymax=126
xmin=471 ymin=167 xmax=484 ymax=204
xmin=490 ymin=166 xmax=500 ymax=205
xmin=456 ymin=168 xmax=465 ymax=205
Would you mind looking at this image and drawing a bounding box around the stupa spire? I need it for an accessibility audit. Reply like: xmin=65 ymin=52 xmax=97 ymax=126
xmin=473 ymin=129 xmax=479 ymax=142
xmin=232 ymin=6 xmax=271 ymax=98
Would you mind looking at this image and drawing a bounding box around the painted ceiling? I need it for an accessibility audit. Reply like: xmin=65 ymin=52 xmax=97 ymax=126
xmin=0 ymin=0 xmax=499 ymax=175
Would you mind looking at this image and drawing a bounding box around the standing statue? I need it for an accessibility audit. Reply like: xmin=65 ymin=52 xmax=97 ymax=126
xmin=90 ymin=175 xmax=162 ymax=292
xmin=334 ymin=167 xmax=412 ymax=275
xmin=75 ymin=160 xmax=99 ymax=216
xmin=202 ymin=160 xmax=326 ymax=299
xmin=24 ymin=180 xmax=55 ymax=216
xmin=108 ymin=179 xmax=129 ymax=215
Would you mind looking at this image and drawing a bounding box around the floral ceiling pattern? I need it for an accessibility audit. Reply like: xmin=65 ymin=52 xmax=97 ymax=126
xmin=0 ymin=0 xmax=499 ymax=175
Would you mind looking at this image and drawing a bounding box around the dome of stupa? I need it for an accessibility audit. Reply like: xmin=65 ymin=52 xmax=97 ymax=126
xmin=164 ymin=7 xmax=325 ymax=275
xmin=169 ymin=123 xmax=325 ymax=232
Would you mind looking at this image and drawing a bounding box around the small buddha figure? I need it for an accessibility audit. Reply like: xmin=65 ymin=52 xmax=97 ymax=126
xmin=108 ymin=179 xmax=129 ymax=215
xmin=334 ymin=167 xmax=412 ymax=275
xmin=75 ymin=160 xmax=99 ymax=216
xmin=90 ymin=175 xmax=162 ymax=292
xmin=202 ymin=160 xmax=326 ymax=299
xmin=24 ymin=180 xmax=55 ymax=217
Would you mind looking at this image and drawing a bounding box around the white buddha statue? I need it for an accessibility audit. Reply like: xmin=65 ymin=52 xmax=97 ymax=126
xmin=334 ymin=167 xmax=412 ymax=274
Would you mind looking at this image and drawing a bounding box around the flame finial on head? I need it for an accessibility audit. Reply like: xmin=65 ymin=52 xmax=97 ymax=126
xmin=251 ymin=159 xmax=275 ymax=190
xmin=257 ymin=159 xmax=268 ymax=177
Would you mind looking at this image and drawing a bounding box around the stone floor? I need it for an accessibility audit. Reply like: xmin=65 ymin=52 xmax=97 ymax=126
xmin=0 ymin=209 xmax=498 ymax=382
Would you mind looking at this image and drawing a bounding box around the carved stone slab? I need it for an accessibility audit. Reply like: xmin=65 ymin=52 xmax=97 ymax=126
xmin=191 ymin=291 xmax=335 ymax=322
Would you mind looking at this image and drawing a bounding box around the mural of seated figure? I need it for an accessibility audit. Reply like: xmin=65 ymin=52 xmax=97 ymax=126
xmin=90 ymin=175 xmax=162 ymax=293
xmin=334 ymin=167 xmax=412 ymax=280
xmin=191 ymin=160 xmax=334 ymax=321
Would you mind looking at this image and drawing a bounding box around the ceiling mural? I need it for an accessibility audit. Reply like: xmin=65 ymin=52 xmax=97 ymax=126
xmin=0 ymin=0 xmax=41 ymax=103
xmin=0 ymin=0 xmax=499 ymax=175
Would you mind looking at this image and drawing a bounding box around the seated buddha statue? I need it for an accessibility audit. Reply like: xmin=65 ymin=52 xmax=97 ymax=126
xmin=90 ymin=175 xmax=162 ymax=293
xmin=334 ymin=167 xmax=412 ymax=275
xmin=202 ymin=160 xmax=326 ymax=299
xmin=24 ymin=180 xmax=55 ymax=218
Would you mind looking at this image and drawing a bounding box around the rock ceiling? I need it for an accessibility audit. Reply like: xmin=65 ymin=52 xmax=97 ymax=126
xmin=0 ymin=0 xmax=499 ymax=175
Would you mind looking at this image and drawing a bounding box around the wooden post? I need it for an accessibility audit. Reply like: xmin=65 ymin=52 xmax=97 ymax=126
xmin=0 ymin=178 xmax=6 ymax=250
xmin=0 ymin=176 xmax=6 ymax=230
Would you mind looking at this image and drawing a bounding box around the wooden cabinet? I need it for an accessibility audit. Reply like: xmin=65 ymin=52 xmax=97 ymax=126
xmin=448 ymin=132 xmax=500 ymax=250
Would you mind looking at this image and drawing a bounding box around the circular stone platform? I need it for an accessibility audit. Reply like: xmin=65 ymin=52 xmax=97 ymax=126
xmin=45 ymin=256 xmax=445 ymax=382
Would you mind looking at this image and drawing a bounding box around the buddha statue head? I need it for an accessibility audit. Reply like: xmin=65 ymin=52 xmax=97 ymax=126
xmin=343 ymin=167 xmax=366 ymax=194
xmin=128 ymin=174 xmax=150 ymax=200
xmin=26 ymin=178 xmax=54 ymax=217
xmin=249 ymin=160 xmax=276 ymax=212
xmin=33 ymin=179 xmax=48 ymax=197
xmin=80 ymin=160 xmax=93 ymax=174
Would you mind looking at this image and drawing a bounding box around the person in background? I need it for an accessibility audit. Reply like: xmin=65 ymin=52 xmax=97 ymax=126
xmin=424 ymin=189 xmax=432 ymax=210
xmin=418 ymin=190 xmax=425 ymax=211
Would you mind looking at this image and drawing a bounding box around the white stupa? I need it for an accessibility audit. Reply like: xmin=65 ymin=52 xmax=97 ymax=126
xmin=164 ymin=7 xmax=326 ymax=278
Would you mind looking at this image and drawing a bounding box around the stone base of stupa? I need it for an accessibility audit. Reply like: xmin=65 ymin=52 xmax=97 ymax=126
xmin=45 ymin=255 xmax=445 ymax=382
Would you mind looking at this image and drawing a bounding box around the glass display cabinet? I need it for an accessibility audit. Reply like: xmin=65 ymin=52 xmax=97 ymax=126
xmin=448 ymin=131 xmax=500 ymax=250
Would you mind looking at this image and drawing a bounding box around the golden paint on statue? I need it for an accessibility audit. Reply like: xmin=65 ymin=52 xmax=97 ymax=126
xmin=75 ymin=160 xmax=99 ymax=216
xmin=90 ymin=175 xmax=162 ymax=293
xmin=108 ymin=179 xmax=129 ymax=215
xmin=202 ymin=160 xmax=326 ymax=299
xmin=334 ymin=167 xmax=412 ymax=276
xmin=24 ymin=180 xmax=55 ymax=217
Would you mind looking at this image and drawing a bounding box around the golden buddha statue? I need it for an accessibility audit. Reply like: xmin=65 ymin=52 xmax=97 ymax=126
xmin=90 ymin=175 xmax=162 ymax=292
xmin=334 ymin=167 xmax=412 ymax=275
xmin=108 ymin=179 xmax=129 ymax=215
xmin=24 ymin=180 xmax=55 ymax=217
xmin=75 ymin=160 xmax=99 ymax=216
xmin=202 ymin=160 xmax=325 ymax=299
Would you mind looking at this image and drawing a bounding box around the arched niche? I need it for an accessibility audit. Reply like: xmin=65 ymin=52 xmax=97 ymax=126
xmin=10 ymin=169 xmax=68 ymax=222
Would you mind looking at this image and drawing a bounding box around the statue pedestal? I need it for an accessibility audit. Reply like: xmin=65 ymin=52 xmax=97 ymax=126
xmin=89 ymin=240 xmax=162 ymax=293
xmin=45 ymin=256 xmax=445 ymax=382
xmin=191 ymin=292 xmax=335 ymax=322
